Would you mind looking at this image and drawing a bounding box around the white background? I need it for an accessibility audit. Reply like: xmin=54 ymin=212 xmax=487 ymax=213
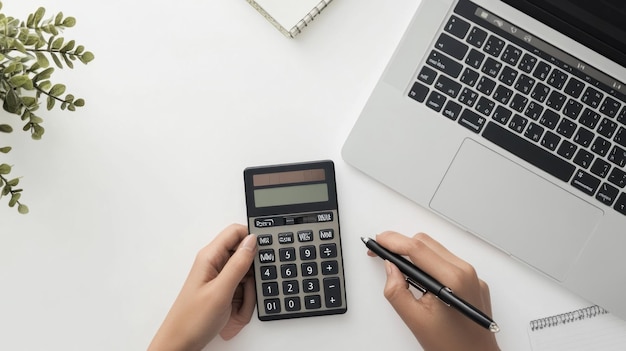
xmin=0 ymin=1 xmax=591 ymax=350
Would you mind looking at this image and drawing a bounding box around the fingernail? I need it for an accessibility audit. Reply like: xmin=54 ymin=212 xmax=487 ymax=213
xmin=242 ymin=234 xmax=257 ymax=252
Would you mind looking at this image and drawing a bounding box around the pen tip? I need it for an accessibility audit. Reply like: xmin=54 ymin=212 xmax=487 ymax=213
xmin=489 ymin=322 xmax=500 ymax=333
xmin=360 ymin=237 xmax=369 ymax=243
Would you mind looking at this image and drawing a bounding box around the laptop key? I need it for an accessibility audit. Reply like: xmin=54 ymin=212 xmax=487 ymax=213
xmin=408 ymin=81 xmax=429 ymax=103
xmin=458 ymin=109 xmax=486 ymax=133
xmin=466 ymin=27 xmax=488 ymax=48
xmin=435 ymin=33 xmax=469 ymax=60
xmin=608 ymin=168 xmax=626 ymax=188
xmin=518 ymin=53 xmax=537 ymax=73
xmin=615 ymin=127 xmax=626 ymax=148
xmin=426 ymin=50 xmax=463 ymax=78
xmin=442 ymin=100 xmax=462 ymax=121
xmin=547 ymin=68 xmax=567 ymax=89
xmin=426 ymin=91 xmax=446 ymax=112
xmin=483 ymin=35 xmax=505 ymax=57
xmin=581 ymin=86 xmax=604 ymax=109
xmin=597 ymin=183 xmax=619 ymax=206
xmin=530 ymin=82 xmax=550 ymax=103
xmin=557 ymin=140 xmax=577 ymax=160
xmin=434 ymin=75 xmax=462 ymax=98
xmin=556 ymin=118 xmax=577 ymax=138
xmin=492 ymin=105 xmax=512 ymax=125
xmin=573 ymin=127 xmax=594 ymax=148
xmin=615 ymin=193 xmax=626 ymax=215
xmin=563 ymin=77 xmax=585 ymax=98
xmin=481 ymin=57 xmax=502 ymax=78
xmin=600 ymin=96 xmax=621 ymax=118
xmin=579 ymin=108 xmax=601 ymax=129
xmin=501 ymin=44 xmax=522 ymax=66
xmin=476 ymin=76 xmax=496 ymax=95
xmin=608 ymin=145 xmax=626 ymax=168
xmin=541 ymin=131 xmax=561 ymax=151
xmin=573 ymin=149 xmax=594 ymax=169
xmin=597 ymin=118 xmax=617 ymax=138
xmin=465 ymin=49 xmax=485 ymax=69
xmin=475 ymin=96 xmax=495 ymax=116
xmin=590 ymin=158 xmax=611 ymax=178
xmin=562 ymin=99 xmax=583 ymax=120
xmin=444 ymin=15 xmax=470 ymax=39
xmin=509 ymin=114 xmax=528 ymax=133
xmin=532 ymin=61 xmax=551 ymax=81
xmin=545 ymin=91 xmax=566 ymax=111
xmin=571 ymin=169 xmax=601 ymax=196
xmin=590 ymin=136 xmax=611 ymax=157
xmin=417 ymin=66 xmax=437 ymax=85
xmin=482 ymin=122 xmax=576 ymax=182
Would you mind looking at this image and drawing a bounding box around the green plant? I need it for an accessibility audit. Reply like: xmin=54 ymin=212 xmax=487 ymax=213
xmin=0 ymin=2 xmax=94 ymax=214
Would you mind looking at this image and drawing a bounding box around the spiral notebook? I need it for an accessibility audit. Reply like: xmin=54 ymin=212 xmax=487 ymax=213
xmin=246 ymin=0 xmax=333 ymax=38
xmin=528 ymin=305 xmax=626 ymax=350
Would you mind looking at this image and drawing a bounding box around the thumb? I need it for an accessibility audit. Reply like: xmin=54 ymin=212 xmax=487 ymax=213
xmin=214 ymin=234 xmax=257 ymax=293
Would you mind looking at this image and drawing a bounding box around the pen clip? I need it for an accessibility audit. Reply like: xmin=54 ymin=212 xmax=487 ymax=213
xmin=405 ymin=277 xmax=427 ymax=294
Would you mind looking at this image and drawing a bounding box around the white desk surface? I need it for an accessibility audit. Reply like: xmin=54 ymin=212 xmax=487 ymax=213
xmin=1 ymin=1 xmax=592 ymax=350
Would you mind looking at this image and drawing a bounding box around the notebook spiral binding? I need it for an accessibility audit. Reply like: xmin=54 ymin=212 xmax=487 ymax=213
xmin=529 ymin=305 xmax=609 ymax=331
xmin=247 ymin=0 xmax=333 ymax=38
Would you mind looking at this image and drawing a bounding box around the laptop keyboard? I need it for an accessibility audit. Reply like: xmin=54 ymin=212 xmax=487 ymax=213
xmin=408 ymin=0 xmax=626 ymax=216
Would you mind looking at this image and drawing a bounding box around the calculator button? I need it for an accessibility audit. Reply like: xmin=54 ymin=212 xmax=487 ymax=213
xmin=257 ymin=234 xmax=272 ymax=246
xmin=279 ymin=247 xmax=296 ymax=261
xmin=297 ymin=230 xmax=314 ymax=242
xmin=262 ymin=282 xmax=279 ymax=296
xmin=321 ymin=260 xmax=339 ymax=275
xmin=301 ymin=262 xmax=318 ymax=276
xmin=319 ymin=229 xmax=334 ymax=240
xmin=264 ymin=299 xmax=281 ymax=314
xmin=320 ymin=243 xmax=337 ymax=258
xmin=323 ymin=277 xmax=342 ymax=308
xmin=285 ymin=297 xmax=301 ymax=312
xmin=300 ymin=245 xmax=317 ymax=260
xmin=281 ymin=264 xmax=298 ymax=279
xmin=259 ymin=265 xmax=277 ymax=280
xmin=278 ymin=232 xmax=294 ymax=244
xmin=304 ymin=295 xmax=322 ymax=310
xmin=303 ymin=278 xmax=320 ymax=293
xmin=258 ymin=249 xmax=275 ymax=263
xmin=282 ymin=280 xmax=300 ymax=295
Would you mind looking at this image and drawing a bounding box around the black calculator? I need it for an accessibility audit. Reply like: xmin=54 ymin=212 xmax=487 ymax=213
xmin=244 ymin=160 xmax=347 ymax=321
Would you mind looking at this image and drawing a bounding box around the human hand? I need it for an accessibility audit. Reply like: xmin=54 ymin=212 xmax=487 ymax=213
xmin=148 ymin=224 xmax=257 ymax=351
xmin=368 ymin=231 xmax=500 ymax=351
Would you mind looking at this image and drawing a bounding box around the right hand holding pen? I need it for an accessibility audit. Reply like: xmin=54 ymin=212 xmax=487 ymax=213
xmin=368 ymin=231 xmax=500 ymax=351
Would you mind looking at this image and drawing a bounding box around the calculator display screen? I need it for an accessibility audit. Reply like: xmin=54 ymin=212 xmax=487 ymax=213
xmin=254 ymin=183 xmax=329 ymax=208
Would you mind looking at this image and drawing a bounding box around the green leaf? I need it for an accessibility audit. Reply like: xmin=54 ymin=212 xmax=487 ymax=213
xmin=49 ymin=83 xmax=66 ymax=97
xmin=0 ymin=164 xmax=11 ymax=175
xmin=9 ymin=192 xmax=20 ymax=207
xmin=3 ymin=89 xmax=21 ymax=114
xmin=80 ymin=51 xmax=95 ymax=64
xmin=18 ymin=204 xmax=29 ymax=214
xmin=51 ymin=37 xmax=64 ymax=50
xmin=7 ymin=178 xmax=19 ymax=187
xmin=9 ymin=75 xmax=30 ymax=87
xmin=0 ymin=147 xmax=12 ymax=153
xmin=33 ymin=7 xmax=46 ymax=26
xmin=0 ymin=124 xmax=13 ymax=133
xmin=51 ymin=52 xmax=62 ymax=68
xmin=46 ymin=95 xmax=55 ymax=110
xmin=74 ymin=98 xmax=85 ymax=107
xmin=35 ymin=52 xmax=50 ymax=68
xmin=63 ymin=17 xmax=76 ymax=27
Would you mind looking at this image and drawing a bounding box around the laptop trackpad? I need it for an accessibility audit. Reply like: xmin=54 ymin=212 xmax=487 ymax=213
xmin=430 ymin=139 xmax=603 ymax=281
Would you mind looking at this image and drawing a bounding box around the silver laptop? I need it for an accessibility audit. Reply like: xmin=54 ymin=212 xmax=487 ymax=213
xmin=342 ymin=0 xmax=626 ymax=319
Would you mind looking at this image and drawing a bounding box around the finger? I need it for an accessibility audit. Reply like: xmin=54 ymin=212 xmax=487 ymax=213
xmin=212 ymin=234 xmax=257 ymax=295
xmin=191 ymin=224 xmax=249 ymax=282
xmin=376 ymin=231 xmax=461 ymax=285
xmin=219 ymin=275 xmax=256 ymax=340
xmin=410 ymin=233 xmax=473 ymax=273
xmin=383 ymin=261 xmax=433 ymax=332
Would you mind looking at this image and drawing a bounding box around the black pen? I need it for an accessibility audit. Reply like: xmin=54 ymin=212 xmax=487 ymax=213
xmin=361 ymin=237 xmax=500 ymax=333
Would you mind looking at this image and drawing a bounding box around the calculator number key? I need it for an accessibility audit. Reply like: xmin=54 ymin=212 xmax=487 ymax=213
xmin=279 ymin=247 xmax=296 ymax=261
xmin=259 ymin=265 xmax=277 ymax=280
xmin=262 ymin=282 xmax=279 ymax=296
xmin=301 ymin=262 xmax=318 ymax=276
xmin=300 ymin=245 xmax=317 ymax=260
xmin=282 ymin=280 xmax=300 ymax=295
xmin=264 ymin=298 xmax=281 ymax=314
xmin=281 ymin=264 xmax=298 ymax=278
xmin=303 ymin=278 xmax=320 ymax=293
xmin=285 ymin=297 xmax=301 ymax=312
